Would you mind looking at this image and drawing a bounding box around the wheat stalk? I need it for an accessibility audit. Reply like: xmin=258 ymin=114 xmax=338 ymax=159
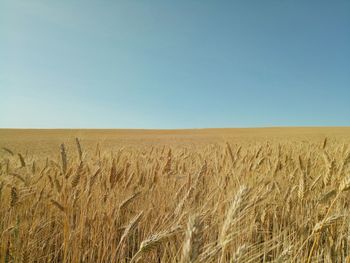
xmin=131 ymin=226 xmax=180 ymax=263
xmin=75 ymin=137 xmax=83 ymax=162
xmin=2 ymin=147 xmax=14 ymax=155
xmin=10 ymin=186 xmax=18 ymax=207
xmin=60 ymin=143 xmax=67 ymax=174
xmin=18 ymin=153 xmax=26 ymax=167
xmin=180 ymin=215 xmax=203 ymax=263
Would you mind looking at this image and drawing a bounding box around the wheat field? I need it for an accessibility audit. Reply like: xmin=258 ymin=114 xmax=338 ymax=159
xmin=1 ymin=127 xmax=350 ymax=262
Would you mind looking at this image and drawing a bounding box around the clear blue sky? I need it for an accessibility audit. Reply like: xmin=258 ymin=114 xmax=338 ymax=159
xmin=1 ymin=0 xmax=349 ymax=128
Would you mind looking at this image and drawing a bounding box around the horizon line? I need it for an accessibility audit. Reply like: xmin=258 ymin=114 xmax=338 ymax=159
xmin=1 ymin=126 xmax=350 ymax=131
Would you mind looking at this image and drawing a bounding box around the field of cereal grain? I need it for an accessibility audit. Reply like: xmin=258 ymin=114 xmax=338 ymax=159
xmin=1 ymin=127 xmax=350 ymax=262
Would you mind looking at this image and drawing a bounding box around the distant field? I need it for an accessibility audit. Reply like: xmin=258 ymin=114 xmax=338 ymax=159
xmin=1 ymin=127 xmax=350 ymax=154
xmin=1 ymin=127 xmax=350 ymax=262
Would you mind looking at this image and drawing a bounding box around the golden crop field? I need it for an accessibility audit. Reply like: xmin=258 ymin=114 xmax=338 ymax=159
xmin=1 ymin=127 xmax=350 ymax=262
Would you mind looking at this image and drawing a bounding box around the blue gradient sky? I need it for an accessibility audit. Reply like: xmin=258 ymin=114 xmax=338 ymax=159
xmin=1 ymin=0 xmax=349 ymax=128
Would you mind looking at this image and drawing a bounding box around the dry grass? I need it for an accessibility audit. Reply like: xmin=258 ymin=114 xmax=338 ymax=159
xmin=1 ymin=127 xmax=350 ymax=262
